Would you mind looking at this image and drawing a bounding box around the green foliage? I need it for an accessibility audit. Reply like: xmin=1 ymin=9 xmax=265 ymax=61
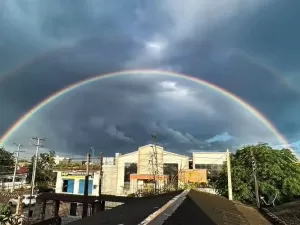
xmin=0 ymin=147 xmax=14 ymax=174
xmin=179 ymin=182 xmax=207 ymax=190
xmin=27 ymin=150 xmax=56 ymax=187
xmin=215 ymin=143 xmax=300 ymax=205
xmin=0 ymin=203 xmax=11 ymax=224
xmin=53 ymin=162 xmax=101 ymax=171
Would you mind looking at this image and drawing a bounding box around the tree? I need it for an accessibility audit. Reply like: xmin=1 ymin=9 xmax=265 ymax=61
xmin=0 ymin=203 xmax=11 ymax=225
xmin=27 ymin=150 xmax=56 ymax=188
xmin=0 ymin=147 xmax=14 ymax=174
xmin=215 ymin=143 xmax=300 ymax=205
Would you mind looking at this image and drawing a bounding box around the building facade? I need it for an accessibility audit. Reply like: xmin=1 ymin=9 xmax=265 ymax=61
xmin=192 ymin=152 xmax=226 ymax=183
xmin=54 ymin=146 xmax=227 ymax=196
xmin=115 ymin=145 xmax=189 ymax=195
xmin=55 ymin=163 xmax=116 ymax=196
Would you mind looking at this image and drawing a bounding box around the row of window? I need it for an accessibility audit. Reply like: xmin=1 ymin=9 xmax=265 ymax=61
xmin=194 ymin=164 xmax=223 ymax=183
xmin=194 ymin=164 xmax=223 ymax=170
xmin=124 ymin=163 xmax=179 ymax=183
xmin=123 ymin=162 xmax=223 ymax=184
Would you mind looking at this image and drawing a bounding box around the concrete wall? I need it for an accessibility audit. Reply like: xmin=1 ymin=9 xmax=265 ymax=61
xmin=101 ymin=165 xmax=117 ymax=195
xmin=163 ymin=151 xmax=189 ymax=170
xmin=138 ymin=145 xmax=163 ymax=175
xmin=179 ymin=169 xmax=207 ymax=183
xmin=55 ymin=172 xmax=63 ymax=193
xmin=192 ymin=152 xmax=226 ymax=168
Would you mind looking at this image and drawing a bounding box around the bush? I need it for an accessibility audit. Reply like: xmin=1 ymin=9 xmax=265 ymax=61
xmin=0 ymin=203 xmax=11 ymax=224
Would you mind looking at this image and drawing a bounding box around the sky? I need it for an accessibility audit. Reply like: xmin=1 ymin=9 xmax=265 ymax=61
xmin=0 ymin=0 xmax=300 ymax=158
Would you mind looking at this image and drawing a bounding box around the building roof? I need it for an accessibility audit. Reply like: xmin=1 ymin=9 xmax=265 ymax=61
xmin=63 ymin=190 xmax=271 ymax=225
xmin=67 ymin=191 xmax=181 ymax=225
xmin=138 ymin=144 xmax=164 ymax=149
xmin=163 ymin=190 xmax=270 ymax=225
xmin=117 ymin=151 xmax=138 ymax=158
xmin=17 ymin=167 xmax=29 ymax=174
xmin=267 ymin=199 xmax=300 ymax=224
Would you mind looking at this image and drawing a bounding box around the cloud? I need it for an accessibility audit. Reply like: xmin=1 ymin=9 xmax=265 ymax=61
xmin=89 ymin=116 xmax=105 ymax=128
xmin=206 ymin=132 xmax=234 ymax=143
xmin=159 ymin=0 xmax=265 ymax=42
xmin=150 ymin=121 xmax=202 ymax=145
xmin=106 ymin=124 xmax=134 ymax=143
xmin=1 ymin=1 xmax=300 ymax=157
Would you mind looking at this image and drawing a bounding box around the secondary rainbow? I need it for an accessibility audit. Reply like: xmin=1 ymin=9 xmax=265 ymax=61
xmin=1 ymin=48 xmax=299 ymax=97
xmin=0 ymin=69 xmax=292 ymax=151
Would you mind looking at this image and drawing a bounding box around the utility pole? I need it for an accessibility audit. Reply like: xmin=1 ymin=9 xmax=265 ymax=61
xmin=82 ymin=153 xmax=90 ymax=218
xmin=151 ymin=134 xmax=158 ymax=192
xmin=28 ymin=137 xmax=44 ymax=223
xmin=98 ymin=152 xmax=104 ymax=212
xmin=98 ymin=152 xmax=103 ymax=197
xmin=11 ymin=143 xmax=24 ymax=192
xmin=250 ymin=148 xmax=260 ymax=208
xmin=226 ymin=149 xmax=233 ymax=201
xmin=30 ymin=137 xmax=44 ymax=195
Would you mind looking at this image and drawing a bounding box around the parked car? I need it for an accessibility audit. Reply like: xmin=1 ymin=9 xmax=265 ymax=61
xmin=8 ymin=194 xmax=37 ymax=207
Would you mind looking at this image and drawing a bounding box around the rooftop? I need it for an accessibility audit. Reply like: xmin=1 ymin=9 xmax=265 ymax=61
xmin=58 ymin=190 xmax=271 ymax=225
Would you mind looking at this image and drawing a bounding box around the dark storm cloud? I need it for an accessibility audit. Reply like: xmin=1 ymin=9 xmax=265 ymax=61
xmin=1 ymin=0 xmax=300 ymax=155
xmin=6 ymin=75 xmax=280 ymax=156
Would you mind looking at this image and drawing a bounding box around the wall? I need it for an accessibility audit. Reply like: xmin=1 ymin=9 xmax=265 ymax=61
xmin=0 ymin=175 xmax=27 ymax=190
xmin=192 ymin=152 xmax=226 ymax=168
xmin=115 ymin=152 xmax=138 ymax=195
xmin=99 ymin=165 xmax=116 ymax=195
xmin=138 ymin=145 xmax=163 ymax=175
xmin=178 ymin=169 xmax=207 ymax=184
xmin=163 ymin=151 xmax=189 ymax=187
xmin=55 ymin=171 xmax=88 ymax=194
xmin=163 ymin=151 xmax=189 ymax=170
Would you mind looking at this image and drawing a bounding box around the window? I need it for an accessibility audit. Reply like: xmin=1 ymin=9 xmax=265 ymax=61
xmin=124 ymin=163 xmax=137 ymax=182
xmin=194 ymin=163 xmax=223 ymax=184
xmin=195 ymin=164 xmax=206 ymax=169
xmin=62 ymin=180 xmax=68 ymax=192
xmin=163 ymin=163 xmax=178 ymax=186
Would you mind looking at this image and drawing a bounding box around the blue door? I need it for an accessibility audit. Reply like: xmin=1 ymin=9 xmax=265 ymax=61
xmin=67 ymin=179 xmax=74 ymax=193
xmin=88 ymin=180 xmax=93 ymax=195
xmin=78 ymin=180 xmax=85 ymax=194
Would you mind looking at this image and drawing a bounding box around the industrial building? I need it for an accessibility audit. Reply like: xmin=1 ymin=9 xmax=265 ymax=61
xmin=54 ymin=145 xmax=226 ymax=196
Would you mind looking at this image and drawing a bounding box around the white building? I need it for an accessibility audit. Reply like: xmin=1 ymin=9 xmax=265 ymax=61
xmin=54 ymin=156 xmax=71 ymax=165
xmin=55 ymin=145 xmax=188 ymax=196
xmin=54 ymin=146 xmax=227 ymax=196
xmin=192 ymin=152 xmax=226 ymax=183
xmin=115 ymin=145 xmax=189 ymax=195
